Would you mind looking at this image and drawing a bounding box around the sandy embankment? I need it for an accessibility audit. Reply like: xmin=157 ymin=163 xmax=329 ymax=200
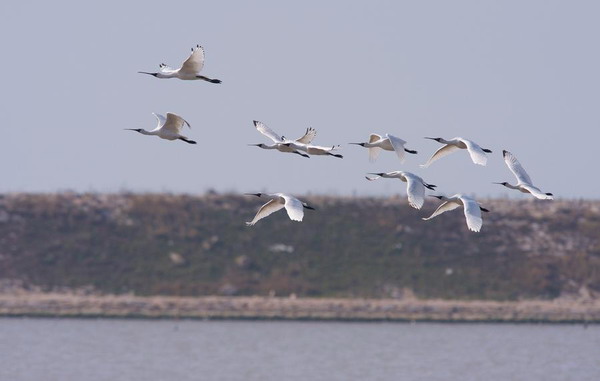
xmin=1 ymin=292 xmax=599 ymax=323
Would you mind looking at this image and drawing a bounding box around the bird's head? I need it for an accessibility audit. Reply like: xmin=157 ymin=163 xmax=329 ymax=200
xmin=368 ymin=172 xmax=385 ymax=177
xmin=480 ymin=206 xmax=490 ymax=213
xmin=302 ymin=202 xmax=316 ymax=211
xmin=348 ymin=142 xmax=366 ymax=147
xmin=124 ymin=128 xmax=143 ymax=134
xmin=137 ymin=71 xmax=159 ymax=77
xmin=493 ymin=182 xmax=509 ymax=187
xmin=428 ymin=195 xmax=444 ymax=200
xmin=244 ymin=193 xmax=263 ymax=198
xmin=424 ymin=137 xmax=443 ymax=142
xmin=248 ymin=143 xmax=267 ymax=149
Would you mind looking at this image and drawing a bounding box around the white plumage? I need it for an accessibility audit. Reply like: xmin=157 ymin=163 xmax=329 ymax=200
xmin=422 ymin=194 xmax=489 ymax=232
xmin=495 ymin=150 xmax=553 ymax=200
xmin=245 ymin=193 xmax=315 ymax=226
xmin=125 ymin=112 xmax=195 ymax=144
xmin=250 ymin=121 xmax=320 ymax=158
xmin=421 ymin=137 xmax=492 ymax=167
xmin=365 ymin=171 xmax=436 ymax=209
xmin=138 ymin=44 xmax=221 ymax=83
xmin=350 ymin=134 xmax=417 ymax=162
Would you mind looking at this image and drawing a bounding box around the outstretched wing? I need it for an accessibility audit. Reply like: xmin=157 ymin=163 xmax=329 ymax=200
xmin=403 ymin=173 xmax=426 ymax=209
xmin=503 ymin=150 xmax=533 ymax=185
xmin=246 ymin=199 xmax=285 ymax=226
xmin=180 ymin=45 xmax=205 ymax=75
xmin=366 ymin=134 xmax=383 ymax=162
xmin=162 ymin=113 xmax=191 ymax=134
xmin=462 ymin=139 xmax=488 ymax=166
xmin=253 ymin=120 xmax=283 ymax=143
xmin=281 ymin=195 xmax=304 ymax=222
xmin=159 ymin=63 xmax=177 ymax=74
xmin=421 ymin=145 xmax=460 ymax=167
xmin=459 ymin=196 xmax=484 ymax=232
xmin=521 ymin=184 xmax=553 ymax=200
xmin=295 ymin=127 xmax=317 ymax=144
xmin=386 ymin=134 xmax=408 ymax=163
xmin=422 ymin=200 xmax=461 ymax=221
xmin=152 ymin=113 xmax=167 ymax=130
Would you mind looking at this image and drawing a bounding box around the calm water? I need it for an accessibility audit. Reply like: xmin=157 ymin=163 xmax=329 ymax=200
xmin=1 ymin=318 xmax=598 ymax=381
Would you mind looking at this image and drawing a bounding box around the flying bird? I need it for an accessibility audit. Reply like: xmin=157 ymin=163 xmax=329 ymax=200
xmin=125 ymin=112 xmax=196 ymax=144
xmin=249 ymin=121 xmax=314 ymax=158
xmin=285 ymin=143 xmax=343 ymax=158
xmin=494 ymin=150 xmax=553 ymax=200
xmin=282 ymin=127 xmax=343 ymax=158
xmin=138 ymin=44 xmax=222 ymax=83
xmin=422 ymin=194 xmax=490 ymax=232
xmin=349 ymin=134 xmax=417 ymax=163
xmin=365 ymin=171 xmax=436 ymax=209
xmin=245 ymin=193 xmax=315 ymax=226
xmin=421 ymin=137 xmax=492 ymax=167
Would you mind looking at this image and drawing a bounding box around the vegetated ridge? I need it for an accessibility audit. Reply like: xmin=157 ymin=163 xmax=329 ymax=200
xmin=0 ymin=193 xmax=598 ymax=301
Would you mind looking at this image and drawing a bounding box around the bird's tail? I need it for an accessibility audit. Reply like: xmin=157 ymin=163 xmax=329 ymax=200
xmin=179 ymin=137 xmax=197 ymax=144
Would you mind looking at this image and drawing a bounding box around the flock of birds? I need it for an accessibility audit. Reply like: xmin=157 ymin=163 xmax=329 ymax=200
xmin=132 ymin=44 xmax=553 ymax=233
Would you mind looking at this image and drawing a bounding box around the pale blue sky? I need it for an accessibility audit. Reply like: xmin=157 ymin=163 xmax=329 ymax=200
xmin=1 ymin=1 xmax=598 ymax=198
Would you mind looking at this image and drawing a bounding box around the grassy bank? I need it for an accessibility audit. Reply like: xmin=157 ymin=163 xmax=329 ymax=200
xmin=1 ymin=292 xmax=599 ymax=323
xmin=0 ymin=193 xmax=599 ymax=301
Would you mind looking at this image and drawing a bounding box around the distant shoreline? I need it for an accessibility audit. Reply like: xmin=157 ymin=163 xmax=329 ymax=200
xmin=1 ymin=293 xmax=598 ymax=323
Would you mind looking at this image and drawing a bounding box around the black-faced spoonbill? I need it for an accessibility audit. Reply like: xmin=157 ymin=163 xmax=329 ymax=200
xmin=365 ymin=171 xmax=436 ymax=209
xmin=245 ymin=193 xmax=316 ymax=226
xmin=421 ymin=137 xmax=492 ymax=167
xmin=349 ymin=134 xmax=417 ymax=163
xmin=125 ymin=112 xmax=195 ymax=144
xmin=138 ymin=45 xmax=221 ymax=83
xmin=422 ymin=194 xmax=490 ymax=232
xmin=494 ymin=150 xmax=553 ymax=200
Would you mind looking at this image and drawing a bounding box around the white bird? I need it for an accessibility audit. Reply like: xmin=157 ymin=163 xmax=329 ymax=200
xmin=421 ymin=137 xmax=492 ymax=167
xmin=249 ymin=121 xmax=313 ymax=158
xmin=422 ymin=194 xmax=490 ymax=232
xmin=282 ymin=127 xmax=343 ymax=158
xmin=494 ymin=150 xmax=553 ymax=200
xmin=138 ymin=44 xmax=221 ymax=83
xmin=365 ymin=171 xmax=437 ymax=209
xmin=245 ymin=193 xmax=316 ymax=226
xmin=349 ymin=134 xmax=417 ymax=163
xmin=284 ymin=142 xmax=343 ymax=159
xmin=125 ymin=112 xmax=196 ymax=144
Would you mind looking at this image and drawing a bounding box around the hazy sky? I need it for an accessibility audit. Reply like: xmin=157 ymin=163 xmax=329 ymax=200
xmin=2 ymin=1 xmax=598 ymax=198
